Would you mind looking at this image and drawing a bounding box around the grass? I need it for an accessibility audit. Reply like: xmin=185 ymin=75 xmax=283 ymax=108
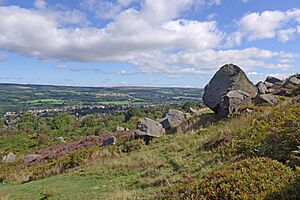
xmin=0 ymin=97 xmax=300 ymax=199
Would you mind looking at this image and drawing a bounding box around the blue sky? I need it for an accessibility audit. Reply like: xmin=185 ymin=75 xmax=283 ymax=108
xmin=0 ymin=0 xmax=299 ymax=87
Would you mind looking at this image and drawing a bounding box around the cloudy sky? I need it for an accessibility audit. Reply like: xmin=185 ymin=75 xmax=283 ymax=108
xmin=0 ymin=0 xmax=299 ymax=87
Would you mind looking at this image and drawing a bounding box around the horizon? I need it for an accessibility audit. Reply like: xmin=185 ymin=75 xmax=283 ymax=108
xmin=0 ymin=0 xmax=300 ymax=87
xmin=0 ymin=81 xmax=204 ymax=89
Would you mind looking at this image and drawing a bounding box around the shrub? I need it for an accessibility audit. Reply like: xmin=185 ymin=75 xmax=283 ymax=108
xmin=160 ymin=157 xmax=296 ymax=200
xmin=237 ymin=102 xmax=300 ymax=166
xmin=120 ymin=139 xmax=145 ymax=153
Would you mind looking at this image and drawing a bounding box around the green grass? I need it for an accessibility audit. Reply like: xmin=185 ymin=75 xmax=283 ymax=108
xmin=0 ymin=97 xmax=300 ymax=199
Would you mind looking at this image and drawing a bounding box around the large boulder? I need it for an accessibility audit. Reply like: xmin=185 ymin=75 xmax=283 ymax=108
xmin=136 ymin=118 xmax=165 ymax=138
xmin=203 ymin=64 xmax=257 ymax=114
xmin=158 ymin=109 xmax=192 ymax=133
xmin=218 ymin=90 xmax=252 ymax=118
xmin=2 ymin=152 xmax=17 ymax=163
xmin=255 ymin=94 xmax=278 ymax=105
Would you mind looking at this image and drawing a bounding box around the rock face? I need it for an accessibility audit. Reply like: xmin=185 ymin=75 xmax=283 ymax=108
xmin=137 ymin=118 xmax=165 ymax=138
xmin=256 ymin=81 xmax=267 ymax=94
xmin=2 ymin=152 xmax=17 ymax=163
xmin=218 ymin=90 xmax=252 ymax=118
xmin=203 ymin=64 xmax=257 ymax=116
xmin=255 ymin=94 xmax=278 ymax=105
xmin=158 ymin=109 xmax=191 ymax=133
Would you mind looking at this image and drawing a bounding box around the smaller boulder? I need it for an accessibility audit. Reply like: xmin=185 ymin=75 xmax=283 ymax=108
xmin=2 ymin=152 xmax=17 ymax=163
xmin=137 ymin=118 xmax=165 ymax=138
xmin=24 ymin=154 xmax=41 ymax=164
xmin=264 ymin=81 xmax=274 ymax=89
xmin=114 ymin=126 xmax=126 ymax=132
xmin=57 ymin=136 xmax=66 ymax=143
xmin=256 ymin=81 xmax=267 ymax=94
xmin=265 ymin=76 xmax=284 ymax=85
xmin=218 ymin=90 xmax=252 ymax=118
xmin=101 ymin=136 xmax=116 ymax=147
xmin=286 ymin=76 xmax=300 ymax=85
xmin=158 ymin=109 xmax=191 ymax=132
xmin=255 ymin=94 xmax=278 ymax=105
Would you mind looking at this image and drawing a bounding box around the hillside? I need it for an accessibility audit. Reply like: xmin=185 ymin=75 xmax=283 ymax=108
xmin=0 ymin=93 xmax=299 ymax=199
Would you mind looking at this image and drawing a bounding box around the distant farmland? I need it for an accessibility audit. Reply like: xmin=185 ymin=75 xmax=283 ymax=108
xmin=0 ymin=83 xmax=203 ymax=114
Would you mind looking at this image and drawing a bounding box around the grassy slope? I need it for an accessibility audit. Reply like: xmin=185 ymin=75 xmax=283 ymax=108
xmin=0 ymin=98 xmax=300 ymax=199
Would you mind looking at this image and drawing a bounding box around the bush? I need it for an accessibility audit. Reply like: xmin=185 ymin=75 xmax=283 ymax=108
xmin=237 ymin=102 xmax=300 ymax=166
xmin=120 ymin=139 xmax=145 ymax=153
xmin=160 ymin=157 xmax=297 ymax=200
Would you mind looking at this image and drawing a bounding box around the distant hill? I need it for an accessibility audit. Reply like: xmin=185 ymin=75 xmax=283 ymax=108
xmin=0 ymin=83 xmax=203 ymax=114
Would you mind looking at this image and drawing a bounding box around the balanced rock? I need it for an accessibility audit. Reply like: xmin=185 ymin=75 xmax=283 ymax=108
xmin=256 ymin=81 xmax=267 ymax=94
xmin=255 ymin=94 xmax=278 ymax=105
xmin=137 ymin=118 xmax=165 ymax=138
xmin=158 ymin=109 xmax=192 ymax=133
xmin=2 ymin=152 xmax=17 ymax=163
xmin=203 ymin=64 xmax=257 ymax=115
xmin=218 ymin=90 xmax=252 ymax=118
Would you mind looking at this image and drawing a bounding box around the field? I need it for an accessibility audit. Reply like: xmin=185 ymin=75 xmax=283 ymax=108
xmin=0 ymin=83 xmax=203 ymax=114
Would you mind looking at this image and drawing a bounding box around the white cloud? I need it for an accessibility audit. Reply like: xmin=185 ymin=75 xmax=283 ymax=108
xmin=81 ymin=0 xmax=221 ymax=21
xmin=80 ymin=0 xmax=135 ymax=19
xmin=278 ymin=28 xmax=296 ymax=43
xmin=128 ymin=48 xmax=296 ymax=75
xmin=54 ymin=64 xmax=107 ymax=73
xmin=207 ymin=13 xmax=217 ymax=21
xmin=33 ymin=1 xmax=88 ymax=26
xmin=34 ymin=0 xmax=47 ymax=9
xmin=116 ymin=70 xmax=140 ymax=75
xmin=0 ymin=2 xmax=297 ymax=77
xmin=0 ymin=5 xmax=222 ymax=62
xmin=238 ymin=9 xmax=300 ymax=42
xmin=140 ymin=0 xmax=194 ymax=25
xmin=239 ymin=11 xmax=286 ymax=40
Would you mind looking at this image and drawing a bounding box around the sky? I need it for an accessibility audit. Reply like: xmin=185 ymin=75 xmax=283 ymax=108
xmin=0 ymin=0 xmax=299 ymax=88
